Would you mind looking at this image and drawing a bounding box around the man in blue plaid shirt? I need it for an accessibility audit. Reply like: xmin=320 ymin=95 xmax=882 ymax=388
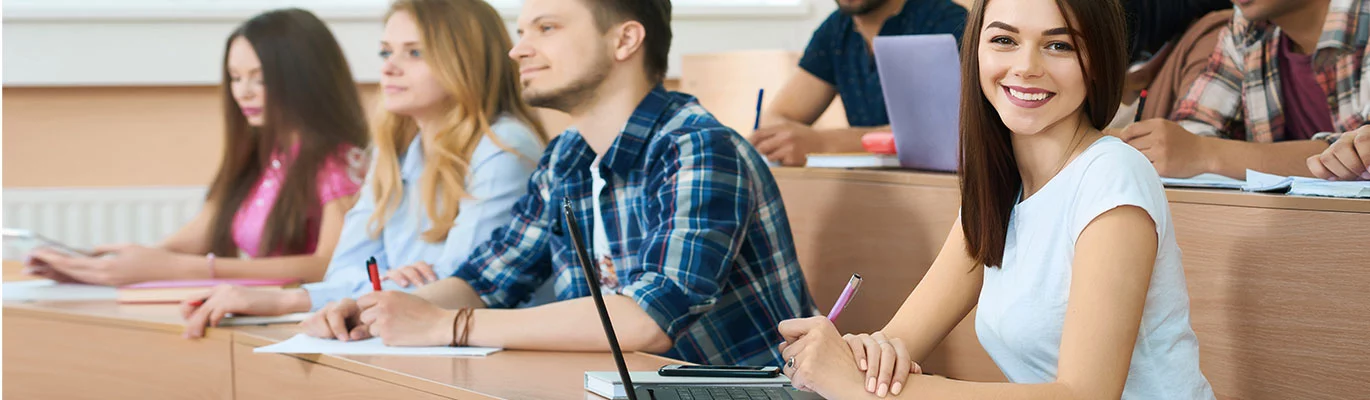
xmin=306 ymin=0 xmax=815 ymax=367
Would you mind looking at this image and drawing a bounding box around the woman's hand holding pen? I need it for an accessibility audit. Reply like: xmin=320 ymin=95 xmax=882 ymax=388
xmin=778 ymin=318 xmax=920 ymax=398
xmin=777 ymin=316 xmax=869 ymax=397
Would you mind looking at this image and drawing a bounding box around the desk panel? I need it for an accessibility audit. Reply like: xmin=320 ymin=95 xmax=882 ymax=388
xmin=1170 ymin=203 xmax=1370 ymax=399
xmin=233 ymin=342 xmax=451 ymax=400
xmin=3 ymin=303 xmax=233 ymax=399
xmin=772 ymin=167 xmax=1370 ymax=398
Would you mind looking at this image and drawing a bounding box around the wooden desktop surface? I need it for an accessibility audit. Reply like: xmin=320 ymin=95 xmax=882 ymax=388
xmin=3 ymin=300 xmax=683 ymax=400
xmin=233 ymin=326 xmax=678 ymax=400
xmin=3 ymin=260 xmax=36 ymax=282
xmin=772 ymin=167 xmax=1370 ymax=399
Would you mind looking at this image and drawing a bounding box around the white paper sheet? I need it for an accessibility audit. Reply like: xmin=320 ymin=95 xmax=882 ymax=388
xmin=2 ymin=279 xmax=117 ymax=302
xmin=218 ymin=312 xmax=313 ymax=326
xmin=1242 ymin=170 xmax=1368 ymax=198
xmin=1160 ymin=173 xmax=1245 ymax=189
xmin=1243 ymin=170 xmax=1295 ymax=192
xmin=254 ymin=333 xmax=501 ymax=356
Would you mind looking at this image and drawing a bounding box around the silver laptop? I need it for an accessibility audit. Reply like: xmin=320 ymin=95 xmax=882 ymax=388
xmin=873 ymin=34 xmax=962 ymax=172
xmin=561 ymin=200 xmax=820 ymax=400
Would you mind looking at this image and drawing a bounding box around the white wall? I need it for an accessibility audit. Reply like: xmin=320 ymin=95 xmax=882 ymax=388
xmin=1 ymin=0 xmax=838 ymax=86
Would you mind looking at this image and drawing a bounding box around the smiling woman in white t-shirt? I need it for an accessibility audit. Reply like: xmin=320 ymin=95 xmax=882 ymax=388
xmin=773 ymin=0 xmax=1214 ymax=398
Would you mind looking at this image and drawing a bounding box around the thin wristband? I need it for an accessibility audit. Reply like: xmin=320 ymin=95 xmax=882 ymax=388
xmin=461 ymin=308 xmax=474 ymax=347
xmin=206 ymin=253 xmax=216 ymax=279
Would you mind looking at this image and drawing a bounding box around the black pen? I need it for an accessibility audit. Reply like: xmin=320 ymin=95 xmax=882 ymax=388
xmin=1134 ymin=89 xmax=1148 ymax=123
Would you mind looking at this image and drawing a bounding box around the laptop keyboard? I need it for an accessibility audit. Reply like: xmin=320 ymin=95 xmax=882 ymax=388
xmin=672 ymin=386 xmax=788 ymax=400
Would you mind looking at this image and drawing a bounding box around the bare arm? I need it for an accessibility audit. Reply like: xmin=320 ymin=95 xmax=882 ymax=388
xmin=158 ymin=203 xmax=216 ymax=255
xmin=764 ymin=70 xmax=838 ymax=127
xmin=1201 ymin=136 xmax=1328 ymax=178
xmin=879 ymin=220 xmax=984 ymax=362
xmin=360 ymin=277 xmax=672 ymax=353
xmin=752 ymin=70 xmax=889 ymax=164
xmin=866 ymin=207 xmax=1159 ymax=399
xmin=413 ymin=276 xmax=488 ymax=310
xmin=1115 ymin=119 xmax=1328 ymax=179
xmin=468 ymin=295 xmax=672 ymax=353
xmin=160 ymin=195 xmax=357 ymax=282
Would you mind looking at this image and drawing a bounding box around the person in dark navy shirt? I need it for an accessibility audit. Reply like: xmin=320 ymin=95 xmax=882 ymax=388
xmin=751 ymin=0 xmax=966 ymax=166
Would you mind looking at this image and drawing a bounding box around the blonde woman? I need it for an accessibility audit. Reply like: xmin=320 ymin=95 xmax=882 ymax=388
xmin=181 ymin=0 xmax=548 ymax=337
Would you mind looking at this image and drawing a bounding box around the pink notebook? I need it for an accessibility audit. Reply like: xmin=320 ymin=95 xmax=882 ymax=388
xmin=117 ymin=278 xmax=301 ymax=304
xmin=121 ymin=278 xmax=299 ymax=290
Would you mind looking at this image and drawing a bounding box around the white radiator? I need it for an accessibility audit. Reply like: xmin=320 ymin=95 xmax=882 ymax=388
xmin=2 ymin=186 xmax=207 ymax=253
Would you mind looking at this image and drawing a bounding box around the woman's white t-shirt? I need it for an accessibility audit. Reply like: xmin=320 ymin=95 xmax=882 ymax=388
xmin=975 ymin=136 xmax=1215 ymax=399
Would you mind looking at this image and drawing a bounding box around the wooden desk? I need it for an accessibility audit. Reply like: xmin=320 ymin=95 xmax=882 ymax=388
xmin=3 ymin=260 xmax=37 ymax=282
xmin=4 ymin=300 xmax=684 ymax=400
xmin=3 ymin=301 xmax=234 ymax=399
xmin=772 ymin=167 xmax=1370 ymax=399
xmin=232 ymin=326 xmax=679 ymax=400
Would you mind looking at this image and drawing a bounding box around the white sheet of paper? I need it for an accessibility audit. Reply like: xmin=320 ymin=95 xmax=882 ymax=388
xmin=1243 ymin=170 xmax=1295 ymax=192
xmin=2 ymin=279 xmax=117 ymax=302
xmin=1238 ymin=170 xmax=1369 ymax=198
xmin=1160 ymin=173 xmax=1245 ymax=189
xmin=254 ymin=333 xmax=501 ymax=356
xmin=218 ymin=312 xmax=313 ymax=326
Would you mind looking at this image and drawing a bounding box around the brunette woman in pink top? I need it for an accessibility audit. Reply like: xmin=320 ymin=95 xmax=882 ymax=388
xmin=28 ymin=9 xmax=369 ymax=286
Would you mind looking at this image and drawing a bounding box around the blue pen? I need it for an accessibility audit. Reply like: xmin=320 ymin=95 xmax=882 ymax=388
xmin=754 ymin=88 xmax=780 ymax=167
xmin=753 ymin=88 xmax=765 ymax=131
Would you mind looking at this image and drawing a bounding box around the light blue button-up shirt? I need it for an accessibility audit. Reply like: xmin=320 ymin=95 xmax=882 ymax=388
xmin=302 ymin=116 xmax=544 ymax=310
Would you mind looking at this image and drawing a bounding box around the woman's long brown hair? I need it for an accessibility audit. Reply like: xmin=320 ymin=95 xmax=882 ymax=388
xmin=207 ymin=8 xmax=370 ymax=257
xmin=958 ymin=0 xmax=1126 ymax=267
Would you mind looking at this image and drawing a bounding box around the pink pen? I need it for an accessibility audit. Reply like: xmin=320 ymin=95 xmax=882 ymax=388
xmin=827 ymin=274 xmax=863 ymax=322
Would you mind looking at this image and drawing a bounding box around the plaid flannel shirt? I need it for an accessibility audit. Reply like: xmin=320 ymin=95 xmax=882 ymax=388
xmin=1171 ymin=0 xmax=1370 ymax=143
xmin=451 ymin=86 xmax=816 ymax=366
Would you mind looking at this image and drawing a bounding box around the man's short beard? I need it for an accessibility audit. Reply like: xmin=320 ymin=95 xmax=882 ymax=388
xmin=523 ymin=58 xmax=611 ymax=113
xmin=837 ymin=0 xmax=891 ymax=16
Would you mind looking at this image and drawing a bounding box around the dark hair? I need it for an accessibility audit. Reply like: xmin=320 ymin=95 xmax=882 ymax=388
xmin=207 ymin=8 xmax=369 ymax=257
xmin=1124 ymin=0 xmax=1230 ymax=62
xmin=580 ymin=0 xmax=673 ymax=84
xmin=958 ymin=0 xmax=1127 ymax=267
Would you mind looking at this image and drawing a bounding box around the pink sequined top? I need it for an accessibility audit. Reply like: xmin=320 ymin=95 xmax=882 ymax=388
xmin=231 ymin=145 xmax=367 ymax=257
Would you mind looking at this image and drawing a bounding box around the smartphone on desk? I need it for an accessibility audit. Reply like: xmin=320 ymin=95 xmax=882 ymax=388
xmin=2 ymin=228 xmax=93 ymax=259
xmin=658 ymin=364 xmax=781 ymax=378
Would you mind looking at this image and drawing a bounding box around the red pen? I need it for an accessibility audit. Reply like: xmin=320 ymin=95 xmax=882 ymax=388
xmin=367 ymin=256 xmax=382 ymax=292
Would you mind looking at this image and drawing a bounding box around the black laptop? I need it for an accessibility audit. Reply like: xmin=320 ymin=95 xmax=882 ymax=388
xmin=561 ymin=200 xmax=819 ymax=400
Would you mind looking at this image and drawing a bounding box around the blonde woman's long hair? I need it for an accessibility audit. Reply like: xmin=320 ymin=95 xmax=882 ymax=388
xmin=369 ymin=0 xmax=549 ymax=242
